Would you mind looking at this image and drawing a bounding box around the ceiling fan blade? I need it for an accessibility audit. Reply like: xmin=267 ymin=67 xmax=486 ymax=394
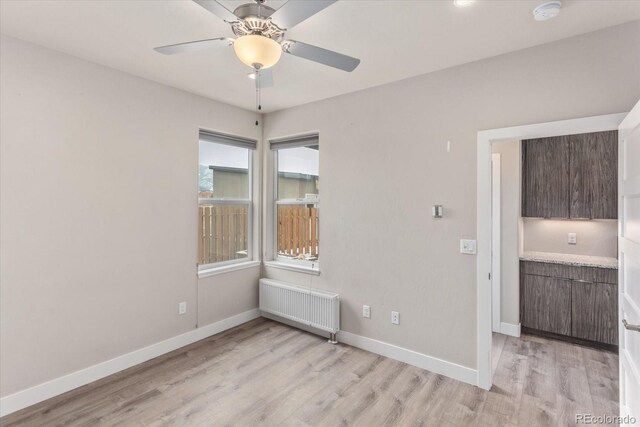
xmin=269 ymin=0 xmax=336 ymax=30
xmin=192 ymin=0 xmax=238 ymax=22
xmin=255 ymin=68 xmax=274 ymax=89
xmin=283 ymin=40 xmax=360 ymax=72
xmin=154 ymin=37 xmax=233 ymax=55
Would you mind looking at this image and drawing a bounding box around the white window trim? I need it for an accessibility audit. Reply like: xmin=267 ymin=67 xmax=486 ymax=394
xmin=198 ymin=260 xmax=261 ymax=278
xmin=198 ymin=146 xmax=255 ymax=271
xmin=263 ymin=260 xmax=320 ymax=275
xmin=271 ymin=148 xmax=320 ymax=272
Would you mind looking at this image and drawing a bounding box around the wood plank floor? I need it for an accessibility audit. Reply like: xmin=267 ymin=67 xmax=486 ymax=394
xmin=1 ymin=318 xmax=619 ymax=426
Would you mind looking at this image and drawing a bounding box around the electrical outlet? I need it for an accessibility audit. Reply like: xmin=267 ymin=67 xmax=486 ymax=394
xmin=391 ymin=311 xmax=400 ymax=325
xmin=363 ymin=305 xmax=371 ymax=319
xmin=568 ymin=233 xmax=577 ymax=245
xmin=179 ymin=301 xmax=187 ymax=315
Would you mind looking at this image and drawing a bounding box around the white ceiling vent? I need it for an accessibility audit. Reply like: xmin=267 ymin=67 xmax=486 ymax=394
xmin=533 ymin=1 xmax=562 ymax=21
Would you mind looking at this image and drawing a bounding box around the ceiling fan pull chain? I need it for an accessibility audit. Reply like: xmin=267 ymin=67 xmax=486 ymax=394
xmin=256 ymin=68 xmax=262 ymax=112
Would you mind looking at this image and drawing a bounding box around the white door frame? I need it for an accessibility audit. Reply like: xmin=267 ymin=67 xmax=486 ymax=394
xmin=617 ymin=101 xmax=640 ymax=421
xmin=491 ymin=153 xmax=501 ymax=333
xmin=476 ymin=112 xmax=627 ymax=390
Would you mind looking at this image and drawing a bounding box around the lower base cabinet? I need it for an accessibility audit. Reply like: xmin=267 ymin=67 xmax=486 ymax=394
xmin=571 ymin=281 xmax=618 ymax=345
xmin=522 ymin=275 xmax=571 ymax=336
xmin=520 ymin=261 xmax=618 ymax=346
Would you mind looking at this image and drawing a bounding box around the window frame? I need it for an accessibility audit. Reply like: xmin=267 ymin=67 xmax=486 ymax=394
xmin=271 ymin=137 xmax=320 ymax=271
xmin=198 ymin=132 xmax=256 ymax=272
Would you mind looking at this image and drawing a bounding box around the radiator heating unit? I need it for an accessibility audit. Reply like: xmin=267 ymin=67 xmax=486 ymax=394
xmin=259 ymin=278 xmax=340 ymax=343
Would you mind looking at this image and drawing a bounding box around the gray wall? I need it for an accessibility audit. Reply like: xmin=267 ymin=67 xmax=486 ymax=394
xmin=492 ymin=141 xmax=521 ymax=327
xmin=0 ymin=35 xmax=260 ymax=397
xmin=1 ymin=21 xmax=638 ymax=398
xmin=263 ymin=22 xmax=640 ymax=370
xmin=522 ymin=218 xmax=618 ymax=257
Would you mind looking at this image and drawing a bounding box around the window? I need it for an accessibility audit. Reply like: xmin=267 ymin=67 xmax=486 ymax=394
xmin=271 ymin=134 xmax=319 ymax=266
xmin=198 ymin=130 xmax=256 ymax=269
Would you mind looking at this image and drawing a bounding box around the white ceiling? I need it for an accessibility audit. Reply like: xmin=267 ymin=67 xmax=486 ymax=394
xmin=1 ymin=1 xmax=639 ymax=113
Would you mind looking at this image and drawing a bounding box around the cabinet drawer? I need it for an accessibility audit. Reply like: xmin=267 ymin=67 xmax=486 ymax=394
xmin=520 ymin=261 xmax=617 ymax=284
xmin=594 ymin=268 xmax=617 ymax=285
xmin=520 ymin=261 xmax=595 ymax=282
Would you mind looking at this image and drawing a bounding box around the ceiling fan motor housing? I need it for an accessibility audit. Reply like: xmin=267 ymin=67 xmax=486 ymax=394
xmin=232 ymin=3 xmax=284 ymax=40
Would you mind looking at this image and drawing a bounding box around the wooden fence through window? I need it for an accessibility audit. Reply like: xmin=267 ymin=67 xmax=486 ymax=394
xmin=198 ymin=205 xmax=248 ymax=265
xmin=198 ymin=203 xmax=319 ymax=265
xmin=277 ymin=204 xmax=319 ymax=259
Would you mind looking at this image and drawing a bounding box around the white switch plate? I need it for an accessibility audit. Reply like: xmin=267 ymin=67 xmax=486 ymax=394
xmin=179 ymin=301 xmax=187 ymax=315
xmin=460 ymin=239 xmax=477 ymax=254
xmin=568 ymin=233 xmax=577 ymax=245
xmin=363 ymin=305 xmax=371 ymax=319
xmin=391 ymin=311 xmax=400 ymax=325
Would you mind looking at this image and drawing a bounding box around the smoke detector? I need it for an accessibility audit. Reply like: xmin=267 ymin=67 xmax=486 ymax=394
xmin=533 ymin=1 xmax=561 ymax=21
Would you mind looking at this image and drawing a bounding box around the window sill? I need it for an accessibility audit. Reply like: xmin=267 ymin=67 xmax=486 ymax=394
xmin=198 ymin=260 xmax=261 ymax=279
xmin=263 ymin=261 xmax=320 ymax=276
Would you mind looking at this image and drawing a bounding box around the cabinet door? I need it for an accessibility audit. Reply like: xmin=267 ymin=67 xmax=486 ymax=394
xmin=522 ymin=274 xmax=572 ymax=335
xmin=571 ymin=281 xmax=618 ymax=345
xmin=569 ymin=131 xmax=618 ymax=219
xmin=522 ymin=137 xmax=570 ymax=218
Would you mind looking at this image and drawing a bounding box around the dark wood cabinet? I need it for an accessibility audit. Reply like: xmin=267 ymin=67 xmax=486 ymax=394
xmin=521 ymin=131 xmax=618 ymax=219
xmin=521 ymin=136 xmax=570 ymax=218
xmin=571 ymin=281 xmax=618 ymax=345
xmin=520 ymin=261 xmax=618 ymax=346
xmin=522 ymin=273 xmax=571 ymax=335
xmin=569 ymin=131 xmax=618 ymax=219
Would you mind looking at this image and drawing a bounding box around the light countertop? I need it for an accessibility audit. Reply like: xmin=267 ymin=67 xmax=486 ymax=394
xmin=520 ymin=251 xmax=618 ymax=269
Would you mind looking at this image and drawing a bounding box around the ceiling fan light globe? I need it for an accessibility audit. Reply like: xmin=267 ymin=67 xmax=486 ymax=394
xmin=233 ymin=35 xmax=282 ymax=69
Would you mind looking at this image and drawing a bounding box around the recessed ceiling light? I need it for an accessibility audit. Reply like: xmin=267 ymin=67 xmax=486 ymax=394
xmin=533 ymin=1 xmax=561 ymax=21
xmin=454 ymin=0 xmax=475 ymax=7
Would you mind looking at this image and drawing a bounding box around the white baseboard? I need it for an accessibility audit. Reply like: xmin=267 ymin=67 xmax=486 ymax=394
xmin=499 ymin=322 xmax=521 ymax=337
xmin=0 ymin=308 xmax=260 ymax=418
xmin=338 ymin=331 xmax=478 ymax=387
xmin=261 ymin=312 xmax=477 ymax=387
xmin=2 ymin=310 xmax=478 ymax=417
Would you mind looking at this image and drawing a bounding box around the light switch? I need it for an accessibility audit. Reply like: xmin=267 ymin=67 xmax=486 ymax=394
xmin=460 ymin=239 xmax=477 ymax=254
xmin=568 ymin=233 xmax=577 ymax=245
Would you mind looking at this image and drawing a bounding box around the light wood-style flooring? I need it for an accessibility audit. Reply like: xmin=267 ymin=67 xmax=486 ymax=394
xmin=1 ymin=318 xmax=619 ymax=426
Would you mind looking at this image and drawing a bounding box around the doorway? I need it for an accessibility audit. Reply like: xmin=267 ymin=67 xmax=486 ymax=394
xmin=491 ymin=142 xmax=523 ymax=341
xmin=476 ymin=112 xmax=626 ymax=390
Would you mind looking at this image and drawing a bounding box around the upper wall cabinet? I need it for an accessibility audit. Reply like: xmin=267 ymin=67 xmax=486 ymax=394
xmin=521 ymin=130 xmax=618 ymax=219
xmin=522 ymin=136 xmax=571 ymax=218
xmin=569 ymin=131 xmax=618 ymax=219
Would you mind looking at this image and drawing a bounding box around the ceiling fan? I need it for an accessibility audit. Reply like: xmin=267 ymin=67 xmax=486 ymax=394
xmin=154 ymin=0 xmax=360 ymax=95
